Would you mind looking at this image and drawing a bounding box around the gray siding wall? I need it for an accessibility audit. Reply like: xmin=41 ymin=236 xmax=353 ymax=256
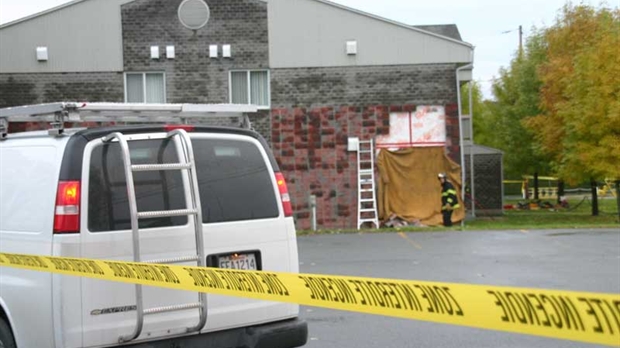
xmin=121 ymin=0 xmax=269 ymax=105
xmin=268 ymin=0 xmax=473 ymax=69
xmin=0 ymin=0 xmax=132 ymax=73
xmin=0 ymin=73 xmax=124 ymax=108
xmin=271 ymin=63 xmax=458 ymax=108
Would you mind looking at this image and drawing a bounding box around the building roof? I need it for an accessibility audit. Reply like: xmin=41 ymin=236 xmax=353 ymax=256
xmin=0 ymin=0 xmax=87 ymax=29
xmin=269 ymin=0 xmax=474 ymax=68
xmin=464 ymin=144 xmax=504 ymax=156
xmin=2 ymin=0 xmax=471 ymax=48
xmin=0 ymin=0 xmax=471 ymax=46
xmin=310 ymin=0 xmax=472 ymax=48
xmin=412 ymin=25 xmax=462 ymax=41
xmin=1 ymin=0 xmax=474 ymax=72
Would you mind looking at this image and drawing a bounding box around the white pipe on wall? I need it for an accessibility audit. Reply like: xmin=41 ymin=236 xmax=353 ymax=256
xmin=456 ymin=57 xmax=474 ymax=227
xmin=469 ymin=78 xmax=476 ymax=217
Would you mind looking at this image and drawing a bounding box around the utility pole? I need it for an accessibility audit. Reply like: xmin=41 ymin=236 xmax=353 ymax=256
xmin=534 ymin=172 xmax=539 ymax=200
xmin=519 ymin=25 xmax=523 ymax=55
xmin=591 ymin=178 xmax=599 ymax=216
xmin=615 ymin=180 xmax=620 ymax=224
xmin=502 ymin=25 xmax=524 ymax=55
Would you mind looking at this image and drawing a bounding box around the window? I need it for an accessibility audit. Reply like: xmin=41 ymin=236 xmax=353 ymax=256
xmin=193 ymin=138 xmax=279 ymax=223
xmin=125 ymin=72 xmax=166 ymax=103
xmin=88 ymin=137 xmax=279 ymax=232
xmin=462 ymin=115 xmax=472 ymax=143
xmin=88 ymin=139 xmax=188 ymax=232
xmin=230 ymin=70 xmax=270 ymax=108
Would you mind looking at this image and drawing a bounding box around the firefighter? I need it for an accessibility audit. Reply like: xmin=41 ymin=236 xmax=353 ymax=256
xmin=438 ymin=173 xmax=459 ymax=227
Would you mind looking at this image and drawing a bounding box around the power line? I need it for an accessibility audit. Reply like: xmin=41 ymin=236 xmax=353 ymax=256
xmin=501 ymin=25 xmax=523 ymax=54
xmin=501 ymin=28 xmax=518 ymax=34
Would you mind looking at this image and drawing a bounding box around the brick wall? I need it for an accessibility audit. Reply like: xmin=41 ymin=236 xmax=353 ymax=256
xmin=0 ymin=72 xmax=124 ymax=108
xmin=270 ymin=64 xmax=461 ymax=230
xmin=122 ymin=0 xmax=269 ymax=104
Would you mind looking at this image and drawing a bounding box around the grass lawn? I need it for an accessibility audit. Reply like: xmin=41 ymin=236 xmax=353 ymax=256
xmin=297 ymin=196 xmax=619 ymax=236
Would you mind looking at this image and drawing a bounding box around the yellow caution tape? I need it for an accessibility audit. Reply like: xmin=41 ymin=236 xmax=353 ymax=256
xmin=503 ymin=180 xmax=524 ymax=184
xmin=1 ymin=252 xmax=618 ymax=347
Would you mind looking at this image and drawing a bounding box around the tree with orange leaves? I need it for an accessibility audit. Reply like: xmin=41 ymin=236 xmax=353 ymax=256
xmin=524 ymin=4 xmax=620 ymax=186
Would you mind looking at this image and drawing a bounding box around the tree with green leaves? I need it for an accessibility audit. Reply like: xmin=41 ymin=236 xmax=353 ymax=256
xmin=473 ymin=28 xmax=551 ymax=179
xmin=460 ymin=81 xmax=495 ymax=147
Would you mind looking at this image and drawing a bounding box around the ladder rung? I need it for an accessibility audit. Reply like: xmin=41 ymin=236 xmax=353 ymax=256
xmin=360 ymin=209 xmax=377 ymax=212
xmin=138 ymin=209 xmax=198 ymax=219
xmin=144 ymin=303 xmax=202 ymax=315
xmin=361 ymin=189 xmax=374 ymax=192
xmin=360 ymin=219 xmax=378 ymax=223
xmin=143 ymin=255 xmax=199 ymax=264
xmin=360 ymin=199 xmax=375 ymax=202
xmin=359 ymin=170 xmax=373 ymax=174
xmin=132 ymin=163 xmax=191 ymax=172
xmin=359 ymin=150 xmax=372 ymax=153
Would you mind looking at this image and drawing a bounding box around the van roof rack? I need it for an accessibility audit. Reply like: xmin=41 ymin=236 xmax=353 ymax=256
xmin=0 ymin=102 xmax=259 ymax=139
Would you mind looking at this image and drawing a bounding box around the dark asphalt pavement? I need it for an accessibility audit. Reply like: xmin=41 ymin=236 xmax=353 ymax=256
xmin=297 ymin=228 xmax=620 ymax=348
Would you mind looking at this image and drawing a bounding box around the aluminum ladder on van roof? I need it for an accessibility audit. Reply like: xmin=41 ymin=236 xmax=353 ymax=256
xmin=0 ymin=102 xmax=258 ymax=139
xmin=357 ymin=139 xmax=380 ymax=229
xmin=102 ymin=129 xmax=207 ymax=343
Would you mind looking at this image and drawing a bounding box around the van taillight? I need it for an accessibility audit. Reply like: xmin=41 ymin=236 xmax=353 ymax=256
xmin=53 ymin=181 xmax=80 ymax=234
xmin=275 ymin=172 xmax=293 ymax=217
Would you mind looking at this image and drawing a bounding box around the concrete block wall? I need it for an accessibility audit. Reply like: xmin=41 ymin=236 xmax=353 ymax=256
xmin=271 ymin=64 xmax=458 ymax=107
xmin=121 ymin=0 xmax=269 ymax=104
xmin=0 ymin=73 xmax=124 ymax=108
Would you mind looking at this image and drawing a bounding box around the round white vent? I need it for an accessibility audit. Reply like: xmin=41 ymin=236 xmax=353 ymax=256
xmin=178 ymin=0 xmax=210 ymax=30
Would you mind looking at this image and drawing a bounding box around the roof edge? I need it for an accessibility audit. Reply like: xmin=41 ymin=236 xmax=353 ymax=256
xmin=465 ymin=144 xmax=505 ymax=155
xmin=0 ymin=0 xmax=89 ymax=29
xmin=309 ymin=0 xmax=474 ymax=49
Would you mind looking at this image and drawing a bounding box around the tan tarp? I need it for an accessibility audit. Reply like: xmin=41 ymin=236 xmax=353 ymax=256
xmin=376 ymin=147 xmax=465 ymax=226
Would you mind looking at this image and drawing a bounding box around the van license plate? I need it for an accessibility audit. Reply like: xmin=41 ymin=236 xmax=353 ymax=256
xmin=218 ymin=253 xmax=257 ymax=270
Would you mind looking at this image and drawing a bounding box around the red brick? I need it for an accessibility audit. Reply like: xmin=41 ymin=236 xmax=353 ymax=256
xmin=377 ymin=126 xmax=390 ymax=135
xmin=375 ymin=105 xmax=388 ymax=113
xmin=403 ymin=104 xmax=416 ymax=112
xmin=293 ymin=108 xmax=306 ymax=117
xmin=445 ymin=103 xmax=458 ymax=116
xmin=296 ymin=212 xmax=310 ymax=219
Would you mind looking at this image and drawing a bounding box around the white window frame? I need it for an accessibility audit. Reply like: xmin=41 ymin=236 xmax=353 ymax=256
xmin=462 ymin=114 xmax=473 ymax=144
xmin=228 ymin=69 xmax=270 ymax=109
xmin=123 ymin=72 xmax=167 ymax=103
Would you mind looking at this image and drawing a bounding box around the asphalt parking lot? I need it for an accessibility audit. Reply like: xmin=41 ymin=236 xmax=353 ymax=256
xmin=297 ymin=228 xmax=620 ymax=348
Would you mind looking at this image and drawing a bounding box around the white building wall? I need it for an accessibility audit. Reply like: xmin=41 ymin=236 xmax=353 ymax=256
xmin=0 ymin=0 xmax=133 ymax=73
xmin=268 ymin=0 xmax=473 ymax=69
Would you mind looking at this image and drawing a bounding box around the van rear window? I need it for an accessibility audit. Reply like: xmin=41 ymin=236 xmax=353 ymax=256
xmin=88 ymin=137 xmax=279 ymax=232
xmin=193 ymin=139 xmax=279 ymax=223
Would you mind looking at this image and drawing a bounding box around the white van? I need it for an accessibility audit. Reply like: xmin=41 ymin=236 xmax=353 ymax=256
xmin=0 ymin=103 xmax=307 ymax=348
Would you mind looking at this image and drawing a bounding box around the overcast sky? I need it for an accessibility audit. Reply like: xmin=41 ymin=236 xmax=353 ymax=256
xmin=0 ymin=0 xmax=613 ymax=99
